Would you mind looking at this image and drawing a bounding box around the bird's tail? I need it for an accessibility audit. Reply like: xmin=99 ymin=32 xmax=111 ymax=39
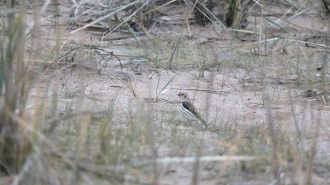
xmin=198 ymin=119 xmax=208 ymax=129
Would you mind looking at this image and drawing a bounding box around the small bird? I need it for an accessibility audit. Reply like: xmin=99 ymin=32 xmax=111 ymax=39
xmin=177 ymin=92 xmax=208 ymax=129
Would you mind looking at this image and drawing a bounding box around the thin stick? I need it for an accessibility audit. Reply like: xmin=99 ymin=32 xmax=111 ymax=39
xmin=214 ymin=75 xmax=242 ymax=92
xmin=171 ymin=87 xmax=229 ymax=93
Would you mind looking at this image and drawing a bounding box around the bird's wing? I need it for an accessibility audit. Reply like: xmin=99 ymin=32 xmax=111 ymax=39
xmin=182 ymin=101 xmax=201 ymax=119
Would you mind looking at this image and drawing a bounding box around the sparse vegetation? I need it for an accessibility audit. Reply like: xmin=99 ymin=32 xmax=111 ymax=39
xmin=0 ymin=0 xmax=330 ymax=184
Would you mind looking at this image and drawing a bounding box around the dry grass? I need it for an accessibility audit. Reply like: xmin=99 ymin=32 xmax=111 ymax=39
xmin=1 ymin=0 xmax=330 ymax=184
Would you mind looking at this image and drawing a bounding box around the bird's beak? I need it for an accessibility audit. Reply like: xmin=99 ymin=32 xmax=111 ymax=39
xmin=176 ymin=93 xmax=180 ymax=96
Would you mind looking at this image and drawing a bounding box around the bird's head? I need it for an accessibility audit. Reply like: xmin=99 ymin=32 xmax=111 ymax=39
xmin=177 ymin=92 xmax=189 ymax=101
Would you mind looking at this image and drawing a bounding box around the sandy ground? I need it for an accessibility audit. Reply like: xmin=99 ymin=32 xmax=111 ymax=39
xmin=16 ymin=0 xmax=330 ymax=184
